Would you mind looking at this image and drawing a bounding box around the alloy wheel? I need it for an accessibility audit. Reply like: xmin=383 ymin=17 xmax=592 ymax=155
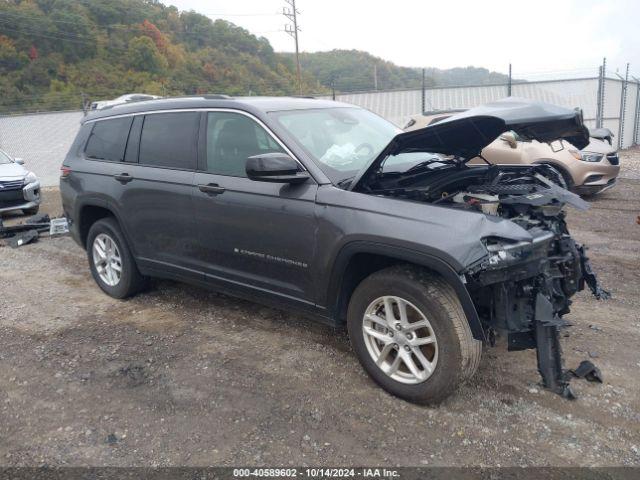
xmin=362 ymin=295 xmax=438 ymax=384
xmin=92 ymin=233 xmax=123 ymax=287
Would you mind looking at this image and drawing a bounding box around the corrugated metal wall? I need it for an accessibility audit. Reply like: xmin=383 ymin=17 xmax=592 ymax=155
xmin=512 ymin=79 xmax=599 ymax=120
xmin=321 ymin=89 xmax=423 ymax=127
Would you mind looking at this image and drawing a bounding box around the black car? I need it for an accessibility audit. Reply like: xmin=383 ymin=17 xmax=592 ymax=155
xmin=60 ymin=96 xmax=607 ymax=404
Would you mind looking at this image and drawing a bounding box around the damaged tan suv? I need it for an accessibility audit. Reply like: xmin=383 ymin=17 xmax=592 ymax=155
xmin=405 ymin=108 xmax=620 ymax=195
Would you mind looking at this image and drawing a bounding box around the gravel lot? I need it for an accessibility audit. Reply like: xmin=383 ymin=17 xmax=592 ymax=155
xmin=1 ymin=149 xmax=639 ymax=467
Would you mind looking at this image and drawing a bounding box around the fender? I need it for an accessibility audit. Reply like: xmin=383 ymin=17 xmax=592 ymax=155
xmin=327 ymin=241 xmax=486 ymax=342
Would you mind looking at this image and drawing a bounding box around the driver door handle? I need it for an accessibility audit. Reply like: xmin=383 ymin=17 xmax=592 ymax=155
xmin=198 ymin=183 xmax=226 ymax=195
xmin=114 ymin=173 xmax=133 ymax=184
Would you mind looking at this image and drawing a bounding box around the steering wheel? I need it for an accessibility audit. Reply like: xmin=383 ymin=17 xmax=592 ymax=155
xmin=354 ymin=143 xmax=374 ymax=158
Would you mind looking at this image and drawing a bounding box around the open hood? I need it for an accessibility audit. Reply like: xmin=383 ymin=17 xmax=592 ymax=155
xmin=350 ymin=97 xmax=589 ymax=191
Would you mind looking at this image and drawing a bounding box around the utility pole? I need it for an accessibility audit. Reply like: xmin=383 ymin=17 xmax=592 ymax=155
xmin=507 ymin=63 xmax=512 ymax=97
xmin=373 ymin=63 xmax=378 ymax=90
xmin=283 ymin=0 xmax=302 ymax=95
xmin=80 ymin=92 xmax=88 ymax=115
xmin=330 ymin=73 xmax=336 ymax=100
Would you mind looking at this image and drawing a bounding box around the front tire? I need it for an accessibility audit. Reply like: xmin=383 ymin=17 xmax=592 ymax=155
xmin=86 ymin=217 xmax=147 ymax=299
xmin=347 ymin=265 xmax=481 ymax=405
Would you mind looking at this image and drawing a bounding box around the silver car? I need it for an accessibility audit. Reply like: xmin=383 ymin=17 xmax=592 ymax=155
xmin=0 ymin=149 xmax=40 ymax=215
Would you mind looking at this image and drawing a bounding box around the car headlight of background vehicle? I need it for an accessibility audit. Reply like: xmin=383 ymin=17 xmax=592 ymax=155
xmin=580 ymin=152 xmax=604 ymax=163
xmin=23 ymin=171 xmax=38 ymax=184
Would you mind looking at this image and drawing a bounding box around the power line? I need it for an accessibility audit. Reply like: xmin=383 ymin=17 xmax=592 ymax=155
xmin=202 ymin=12 xmax=280 ymax=17
xmin=0 ymin=22 xmax=100 ymax=45
xmin=0 ymin=16 xmax=282 ymax=54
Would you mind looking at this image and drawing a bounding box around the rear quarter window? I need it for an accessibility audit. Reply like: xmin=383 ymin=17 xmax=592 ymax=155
xmin=85 ymin=117 xmax=133 ymax=162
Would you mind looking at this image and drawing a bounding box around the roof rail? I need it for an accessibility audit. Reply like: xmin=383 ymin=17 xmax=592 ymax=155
xmin=202 ymin=94 xmax=233 ymax=100
xmin=167 ymin=94 xmax=234 ymax=101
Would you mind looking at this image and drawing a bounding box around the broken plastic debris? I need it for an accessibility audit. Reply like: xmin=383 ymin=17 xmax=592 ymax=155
xmin=7 ymin=229 xmax=39 ymax=248
xmin=567 ymin=360 xmax=603 ymax=383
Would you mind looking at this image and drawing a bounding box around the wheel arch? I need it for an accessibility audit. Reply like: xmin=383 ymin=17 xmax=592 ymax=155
xmin=326 ymin=242 xmax=486 ymax=342
xmin=77 ymin=200 xmax=130 ymax=251
xmin=533 ymin=159 xmax=575 ymax=188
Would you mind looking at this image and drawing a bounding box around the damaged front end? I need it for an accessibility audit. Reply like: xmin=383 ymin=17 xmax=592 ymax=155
xmin=461 ymin=166 xmax=608 ymax=398
xmin=351 ymin=98 xmax=609 ymax=398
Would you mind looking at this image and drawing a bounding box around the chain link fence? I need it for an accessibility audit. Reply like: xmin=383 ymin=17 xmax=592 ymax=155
xmin=1 ymin=74 xmax=639 ymax=187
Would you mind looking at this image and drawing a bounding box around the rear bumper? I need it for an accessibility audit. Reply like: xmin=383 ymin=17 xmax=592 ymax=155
xmin=0 ymin=181 xmax=41 ymax=213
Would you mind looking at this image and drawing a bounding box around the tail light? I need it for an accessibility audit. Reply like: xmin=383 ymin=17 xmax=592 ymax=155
xmin=60 ymin=166 xmax=72 ymax=179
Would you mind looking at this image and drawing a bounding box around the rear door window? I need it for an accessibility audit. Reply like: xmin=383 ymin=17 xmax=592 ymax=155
xmin=85 ymin=117 xmax=133 ymax=162
xmin=138 ymin=112 xmax=200 ymax=169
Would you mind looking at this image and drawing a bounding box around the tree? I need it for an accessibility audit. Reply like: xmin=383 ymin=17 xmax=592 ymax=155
xmin=127 ymin=36 xmax=167 ymax=73
xmin=0 ymin=36 xmax=27 ymax=72
xmin=0 ymin=0 xmax=323 ymax=114
xmin=139 ymin=20 xmax=167 ymax=52
xmin=29 ymin=45 xmax=39 ymax=61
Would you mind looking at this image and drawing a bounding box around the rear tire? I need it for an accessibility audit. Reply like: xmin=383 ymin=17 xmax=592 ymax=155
xmin=86 ymin=217 xmax=147 ymax=299
xmin=347 ymin=265 xmax=481 ymax=405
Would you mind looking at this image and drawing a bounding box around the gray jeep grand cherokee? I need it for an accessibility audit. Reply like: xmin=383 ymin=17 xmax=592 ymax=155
xmin=60 ymin=96 xmax=608 ymax=404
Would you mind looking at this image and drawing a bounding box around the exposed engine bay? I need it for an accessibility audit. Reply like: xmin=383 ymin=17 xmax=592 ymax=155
xmin=364 ymin=162 xmax=609 ymax=398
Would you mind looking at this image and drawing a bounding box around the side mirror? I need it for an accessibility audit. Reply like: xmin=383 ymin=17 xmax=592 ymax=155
xmin=246 ymin=153 xmax=310 ymax=184
xmin=499 ymin=131 xmax=518 ymax=149
xmin=14 ymin=157 xmax=24 ymax=165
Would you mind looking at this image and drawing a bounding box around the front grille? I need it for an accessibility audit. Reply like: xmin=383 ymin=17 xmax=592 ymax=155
xmin=0 ymin=179 xmax=24 ymax=191
xmin=606 ymin=153 xmax=619 ymax=166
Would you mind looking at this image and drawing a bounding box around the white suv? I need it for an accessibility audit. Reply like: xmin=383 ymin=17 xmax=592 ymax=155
xmin=0 ymin=149 xmax=40 ymax=215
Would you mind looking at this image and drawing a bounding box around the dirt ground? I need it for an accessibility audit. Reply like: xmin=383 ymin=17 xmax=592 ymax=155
xmin=1 ymin=150 xmax=639 ymax=467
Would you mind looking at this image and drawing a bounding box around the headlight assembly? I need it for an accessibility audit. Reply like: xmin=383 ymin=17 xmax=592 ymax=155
xmin=23 ymin=171 xmax=37 ymax=184
xmin=580 ymin=152 xmax=604 ymax=163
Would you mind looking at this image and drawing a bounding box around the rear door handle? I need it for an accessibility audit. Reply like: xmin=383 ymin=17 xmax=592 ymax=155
xmin=114 ymin=173 xmax=133 ymax=184
xmin=198 ymin=183 xmax=226 ymax=195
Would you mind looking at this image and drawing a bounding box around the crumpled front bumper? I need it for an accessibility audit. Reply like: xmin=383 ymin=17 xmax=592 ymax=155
xmin=465 ymin=227 xmax=608 ymax=398
xmin=0 ymin=180 xmax=41 ymax=213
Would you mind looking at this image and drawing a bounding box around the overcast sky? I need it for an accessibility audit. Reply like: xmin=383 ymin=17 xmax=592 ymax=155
xmin=168 ymin=0 xmax=639 ymax=79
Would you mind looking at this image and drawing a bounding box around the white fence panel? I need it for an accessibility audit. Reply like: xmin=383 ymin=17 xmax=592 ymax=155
xmin=512 ymin=79 xmax=599 ymax=121
xmin=424 ymin=84 xmax=507 ymax=112
xmin=328 ymin=89 xmax=423 ymax=127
